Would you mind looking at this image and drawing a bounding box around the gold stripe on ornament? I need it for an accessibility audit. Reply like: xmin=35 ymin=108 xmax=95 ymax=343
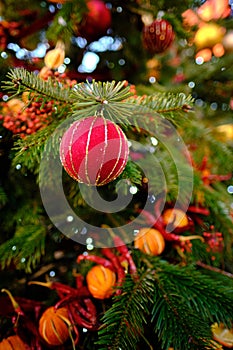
xmin=84 ymin=116 xmax=100 ymax=185
xmin=98 ymin=122 xmax=122 ymax=186
xmin=95 ymin=116 xmax=108 ymax=185
xmin=98 ymin=124 xmax=127 ymax=186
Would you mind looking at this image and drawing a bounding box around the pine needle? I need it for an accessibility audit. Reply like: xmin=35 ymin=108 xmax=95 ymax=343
xmin=96 ymin=255 xmax=233 ymax=350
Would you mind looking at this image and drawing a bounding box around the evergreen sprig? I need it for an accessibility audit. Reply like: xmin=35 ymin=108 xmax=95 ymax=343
xmin=96 ymin=272 xmax=155 ymax=350
xmin=73 ymin=80 xmax=132 ymax=103
xmin=96 ymin=255 xmax=233 ymax=350
xmin=11 ymin=122 xmax=60 ymax=175
xmin=0 ymin=200 xmax=47 ymax=273
xmin=150 ymin=260 xmax=233 ymax=350
xmin=2 ymin=69 xmax=195 ymax=133
xmin=127 ymin=92 xmax=194 ymax=127
xmin=0 ymin=224 xmax=46 ymax=273
xmin=71 ymin=80 xmax=135 ymax=126
xmin=45 ymin=0 xmax=88 ymax=42
xmin=2 ymin=68 xmax=73 ymax=103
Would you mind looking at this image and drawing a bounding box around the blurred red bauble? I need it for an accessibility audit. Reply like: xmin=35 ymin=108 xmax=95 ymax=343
xmin=142 ymin=19 xmax=175 ymax=54
xmin=77 ymin=0 xmax=112 ymax=42
xmin=60 ymin=116 xmax=129 ymax=186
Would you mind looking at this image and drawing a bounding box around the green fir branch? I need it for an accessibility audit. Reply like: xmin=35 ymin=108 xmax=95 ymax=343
xmin=0 ymin=200 xmax=47 ymax=273
xmin=96 ymin=255 xmax=233 ymax=350
xmin=2 ymin=71 xmax=195 ymax=135
xmin=11 ymin=121 xmax=60 ymax=175
xmin=96 ymin=272 xmax=155 ymax=350
xmin=150 ymin=261 xmax=233 ymax=349
xmin=117 ymin=159 xmax=143 ymax=186
xmin=46 ymin=0 xmax=88 ymax=42
xmin=127 ymin=92 xmax=194 ymax=127
xmin=71 ymin=80 xmax=135 ymax=125
xmin=73 ymin=80 xmax=132 ymax=102
xmin=0 ymin=225 xmax=46 ymax=273
xmin=2 ymin=68 xmax=73 ymax=103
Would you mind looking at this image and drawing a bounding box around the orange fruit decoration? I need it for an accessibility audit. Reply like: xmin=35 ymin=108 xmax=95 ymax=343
xmin=197 ymin=0 xmax=231 ymax=22
xmin=215 ymin=124 xmax=233 ymax=143
xmin=134 ymin=228 xmax=165 ymax=255
xmin=194 ymin=23 xmax=226 ymax=50
xmin=86 ymin=264 xmax=116 ymax=299
xmin=182 ymin=9 xmax=200 ymax=28
xmin=195 ymin=48 xmax=212 ymax=62
xmin=2 ymin=98 xmax=25 ymax=114
xmin=212 ymin=43 xmax=225 ymax=58
xmin=39 ymin=306 xmax=71 ymax=346
xmin=44 ymin=41 xmax=65 ymax=69
xmin=162 ymin=208 xmax=189 ymax=229
xmin=211 ymin=323 xmax=233 ymax=348
xmin=0 ymin=335 xmax=27 ymax=350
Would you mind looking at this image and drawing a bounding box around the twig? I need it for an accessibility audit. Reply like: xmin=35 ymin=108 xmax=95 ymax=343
xmin=196 ymin=261 xmax=233 ymax=278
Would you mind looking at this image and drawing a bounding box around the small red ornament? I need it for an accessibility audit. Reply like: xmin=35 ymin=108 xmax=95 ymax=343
xmin=142 ymin=19 xmax=175 ymax=54
xmin=77 ymin=0 xmax=112 ymax=42
xmin=60 ymin=116 xmax=129 ymax=186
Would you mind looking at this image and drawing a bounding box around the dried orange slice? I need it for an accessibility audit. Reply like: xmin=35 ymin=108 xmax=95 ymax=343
xmin=211 ymin=323 xmax=233 ymax=348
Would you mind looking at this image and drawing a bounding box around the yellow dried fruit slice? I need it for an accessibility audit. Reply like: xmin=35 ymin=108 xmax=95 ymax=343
xmin=212 ymin=323 xmax=233 ymax=348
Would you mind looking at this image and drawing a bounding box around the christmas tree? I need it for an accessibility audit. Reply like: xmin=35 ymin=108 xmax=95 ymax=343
xmin=0 ymin=0 xmax=233 ymax=349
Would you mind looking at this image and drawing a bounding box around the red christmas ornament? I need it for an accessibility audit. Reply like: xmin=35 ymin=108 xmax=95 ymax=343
xmin=142 ymin=19 xmax=175 ymax=54
xmin=77 ymin=0 xmax=112 ymax=42
xmin=60 ymin=116 xmax=129 ymax=186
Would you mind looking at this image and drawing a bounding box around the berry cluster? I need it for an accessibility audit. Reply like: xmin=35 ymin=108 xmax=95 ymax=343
xmin=0 ymin=69 xmax=77 ymax=138
xmin=203 ymin=225 xmax=224 ymax=253
xmin=0 ymin=98 xmax=54 ymax=138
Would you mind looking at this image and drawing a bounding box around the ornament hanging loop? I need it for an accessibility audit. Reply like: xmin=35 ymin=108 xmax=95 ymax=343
xmin=95 ymin=99 xmax=108 ymax=118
